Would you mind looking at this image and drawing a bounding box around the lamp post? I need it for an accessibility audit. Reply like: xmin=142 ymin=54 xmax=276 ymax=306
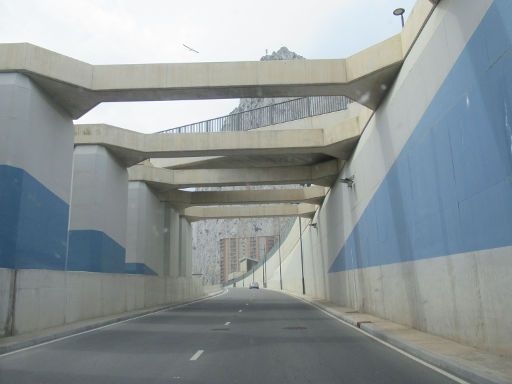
xmin=393 ymin=8 xmax=405 ymax=28
xmin=278 ymin=217 xmax=283 ymax=290
xmin=298 ymin=216 xmax=306 ymax=295
xmin=263 ymin=250 xmax=267 ymax=288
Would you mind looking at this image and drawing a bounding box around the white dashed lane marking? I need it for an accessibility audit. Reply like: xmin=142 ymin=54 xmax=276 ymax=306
xmin=190 ymin=350 xmax=204 ymax=361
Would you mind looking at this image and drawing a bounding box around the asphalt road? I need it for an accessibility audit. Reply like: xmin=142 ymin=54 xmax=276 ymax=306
xmin=0 ymin=288 xmax=463 ymax=384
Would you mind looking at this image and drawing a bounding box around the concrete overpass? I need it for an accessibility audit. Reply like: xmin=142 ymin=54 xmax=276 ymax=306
xmin=0 ymin=37 xmax=400 ymax=117
xmin=74 ymin=109 xmax=366 ymax=167
xmin=158 ymin=186 xmax=326 ymax=207
xmin=183 ymin=203 xmax=317 ymax=222
xmin=127 ymin=161 xmax=340 ymax=189
xmin=0 ymin=0 xmax=433 ymax=118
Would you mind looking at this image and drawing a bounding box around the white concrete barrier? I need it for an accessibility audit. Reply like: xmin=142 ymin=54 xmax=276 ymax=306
xmin=0 ymin=268 xmax=204 ymax=336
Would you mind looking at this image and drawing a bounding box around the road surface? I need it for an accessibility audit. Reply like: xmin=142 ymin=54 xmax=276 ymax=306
xmin=0 ymin=288 xmax=463 ymax=383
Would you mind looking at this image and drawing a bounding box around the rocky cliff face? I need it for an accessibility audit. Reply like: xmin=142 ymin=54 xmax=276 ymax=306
xmin=191 ymin=47 xmax=304 ymax=285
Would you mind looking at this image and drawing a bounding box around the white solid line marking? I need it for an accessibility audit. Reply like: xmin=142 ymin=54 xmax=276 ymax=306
xmin=238 ymin=309 xmax=243 ymax=313
xmin=245 ymin=303 xmax=249 ymax=306
xmin=291 ymin=294 xmax=470 ymax=384
xmin=0 ymin=289 xmax=229 ymax=358
xmin=190 ymin=349 xmax=204 ymax=361
xmin=224 ymin=322 xmax=231 ymax=326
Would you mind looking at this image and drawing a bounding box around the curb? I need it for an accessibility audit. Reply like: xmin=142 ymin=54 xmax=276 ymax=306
xmin=0 ymin=289 xmax=225 ymax=356
xmin=359 ymin=323 xmax=507 ymax=384
xmin=269 ymin=288 xmax=509 ymax=384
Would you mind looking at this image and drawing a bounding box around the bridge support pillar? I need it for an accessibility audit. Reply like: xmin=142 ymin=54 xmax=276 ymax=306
xmin=179 ymin=216 xmax=192 ymax=277
xmin=125 ymin=181 xmax=165 ymax=276
xmin=166 ymin=207 xmax=181 ymax=278
xmin=68 ymin=145 xmax=128 ymax=273
xmin=0 ymin=73 xmax=73 ymax=270
xmin=164 ymin=207 xmax=192 ymax=278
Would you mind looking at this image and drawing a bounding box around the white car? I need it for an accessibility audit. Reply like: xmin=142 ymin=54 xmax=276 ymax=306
xmin=249 ymin=282 xmax=259 ymax=289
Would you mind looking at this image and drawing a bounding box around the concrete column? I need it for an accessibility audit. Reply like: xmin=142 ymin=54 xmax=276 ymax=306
xmin=166 ymin=206 xmax=181 ymax=278
xmin=68 ymin=145 xmax=127 ymax=273
xmin=0 ymin=73 xmax=73 ymax=270
xmin=125 ymin=181 xmax=164 ymax=276
xmin=179 ymin=216 xmax=192 ymax=277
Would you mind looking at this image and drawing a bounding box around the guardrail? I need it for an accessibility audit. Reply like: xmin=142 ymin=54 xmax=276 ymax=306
xmin=160 ymin=96 xmax=351 ymax=134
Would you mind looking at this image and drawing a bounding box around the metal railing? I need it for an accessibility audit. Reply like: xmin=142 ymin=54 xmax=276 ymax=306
xmin=159 ymin=95 xmax=351 ymax=134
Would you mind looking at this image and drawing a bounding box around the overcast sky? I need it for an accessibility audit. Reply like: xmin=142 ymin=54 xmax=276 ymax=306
xmin=0 ymin=0 xmax=416 ymax=133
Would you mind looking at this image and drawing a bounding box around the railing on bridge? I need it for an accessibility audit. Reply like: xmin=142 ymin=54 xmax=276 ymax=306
xmin=159 ymin=96 xmax=351 ymax=134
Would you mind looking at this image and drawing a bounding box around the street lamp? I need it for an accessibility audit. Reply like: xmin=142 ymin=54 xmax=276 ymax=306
xmin=393 ymin=8 xmax=405 ymax=28
xmin=298 ymin=216 xmax=306 ymax=295
xmin=278 ymin=217 xmax=283 ymax=290
xmin=264 ymin=251 xmax=267 ymax=288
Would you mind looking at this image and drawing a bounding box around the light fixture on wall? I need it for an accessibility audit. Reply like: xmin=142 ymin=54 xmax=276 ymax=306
xmin=339 ymin=175 xmax=355 ymax=188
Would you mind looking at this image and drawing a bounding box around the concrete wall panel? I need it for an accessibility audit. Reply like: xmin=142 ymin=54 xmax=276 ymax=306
xmin=0 ymin=268 xmax=204 ymax=336
xmin=0 ymin=269 xmax=14 ymax=337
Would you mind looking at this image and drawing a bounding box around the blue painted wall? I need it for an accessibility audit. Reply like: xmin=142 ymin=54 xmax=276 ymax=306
xmin=0 ymin=165 xmax=68 ymax=270
xmin=330 ymin=0 xmax=512 ymax=272
xmin=125 ymin=263 xmax=158 ymax=276
xmin=67 ymin=230 xmax=126 ymax=273
xmin=0 ymin=165 xmax=155 ymax=275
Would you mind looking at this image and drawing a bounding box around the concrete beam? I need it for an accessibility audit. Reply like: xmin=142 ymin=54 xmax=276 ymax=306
xmin=128 ymin=160 xmax=340 ymax=189
xmin=74 ymin=116 xmax=362 ymax=166
xmin=183 ymin=203 xmax=317 ymax=222
xmin=159 ymin=186 xmax=327 ymax=207
xmin=0 ymin=35 xmax=404 ymax=117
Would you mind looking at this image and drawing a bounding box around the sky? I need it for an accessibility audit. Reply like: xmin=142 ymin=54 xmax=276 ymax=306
xmin=0 ymin=0 xmax=416 ymax=133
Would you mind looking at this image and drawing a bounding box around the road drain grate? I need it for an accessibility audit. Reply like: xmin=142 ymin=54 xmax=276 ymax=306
xmin=211 ymin=328 xmax=230 ymax=331
xmin=283 ymin=326 xmax=307 ymax=330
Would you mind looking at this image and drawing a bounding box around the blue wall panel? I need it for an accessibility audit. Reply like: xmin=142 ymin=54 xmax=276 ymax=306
xmin=125 ymin=263 xmax=158 ymax=276
xmin=0 ymin=165 xmax=68 ymax=270
xmin=330 ymin=0 xmax=512 ymax=273
xmin=68 ymin=230 xmax=126 ymax=273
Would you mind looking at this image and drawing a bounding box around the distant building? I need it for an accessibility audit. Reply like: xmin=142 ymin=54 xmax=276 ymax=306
xmin=219 ymin=236 xmax=277 ymax=283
